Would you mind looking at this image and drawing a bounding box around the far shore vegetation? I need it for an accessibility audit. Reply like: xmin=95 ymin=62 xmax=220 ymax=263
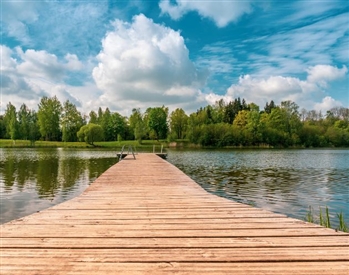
xmin=1 ymin=96 xmax=348 ymax=148
xmin=0 ymin=139 xmax=169 ymax=149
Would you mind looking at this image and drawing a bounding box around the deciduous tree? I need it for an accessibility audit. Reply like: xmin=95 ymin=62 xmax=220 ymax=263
xmin=169 ymin=108 xmax=188 ymax=139
xmin=146 ymin=107 xmax=168 ymax=140
xmin=18 ymin=104 xmax=30 ymax=140
xmin=4 ymin=102 xmax=19 ymax=141
xmin=37 ymin=96 xmax=62 ymax=141
xmin=61 ymin=100 xmax=85 ymax=142
xmin=77 ymin=123 xmax=103 ymax=146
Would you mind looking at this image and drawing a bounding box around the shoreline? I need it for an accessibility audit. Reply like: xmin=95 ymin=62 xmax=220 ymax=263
xmin=1 ymin=139 xmax=347 ymax=149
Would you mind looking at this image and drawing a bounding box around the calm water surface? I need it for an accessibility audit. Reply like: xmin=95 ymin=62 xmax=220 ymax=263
xmin=167 ymin=149 xmax=349 ymax=227
xmin=0 ymin=148 xmax=117 ymax=224
xmin=1 ymin=148 xmax=348 ymax=227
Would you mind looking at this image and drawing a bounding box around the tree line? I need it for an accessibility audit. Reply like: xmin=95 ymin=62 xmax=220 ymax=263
xmin=0 ymin=96 xmax=348 ymax=147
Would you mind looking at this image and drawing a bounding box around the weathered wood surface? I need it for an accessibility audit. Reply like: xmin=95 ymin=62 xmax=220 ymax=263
xmin=1 ymin=153 xmax=348 ymax=275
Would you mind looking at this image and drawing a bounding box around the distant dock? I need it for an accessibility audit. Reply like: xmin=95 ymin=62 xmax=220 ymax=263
xmin=117 ymin=153 xmax=167 ymax=160
xmin=117 ymin=144 xmax=167 ymax=160
xmin=1 ymin=153 xmax=348 ymax=274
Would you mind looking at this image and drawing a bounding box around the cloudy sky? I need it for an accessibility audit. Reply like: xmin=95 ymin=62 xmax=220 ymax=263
xmin=1 ymin=0 xmax=348 ymax=116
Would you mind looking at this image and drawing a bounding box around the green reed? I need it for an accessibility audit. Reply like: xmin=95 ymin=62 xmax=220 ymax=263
xmin=305 ymin=206 xmax=348 ymax=232
xmin=337 ymin=212 xmax=348 ymax=232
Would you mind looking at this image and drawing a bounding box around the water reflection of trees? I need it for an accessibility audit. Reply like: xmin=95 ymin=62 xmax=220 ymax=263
xmin=36 ymin=157 xmax=59 ymax=199
xmin=88 ymin=158 xmax=115 ymax=181
xmin=2 ymin=151 xmax=39 ymax=191
xmin=58 ymin=158 xmax=86 ymax=192
xmin=1 ymin=152 xmax=116 ymax=199
xmin=2 ymin=155 xmax=16 ymax=189
xmin=16 ymin=159 xmax=37 ymax=190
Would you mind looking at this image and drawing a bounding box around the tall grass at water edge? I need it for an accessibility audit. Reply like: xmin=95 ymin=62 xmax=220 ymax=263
xmin=306 ymin=206 xmax=348 ymax=232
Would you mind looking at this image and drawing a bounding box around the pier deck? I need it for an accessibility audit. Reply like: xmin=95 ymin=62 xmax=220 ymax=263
xmin=1 ymin=153 xmax=348 ymax=274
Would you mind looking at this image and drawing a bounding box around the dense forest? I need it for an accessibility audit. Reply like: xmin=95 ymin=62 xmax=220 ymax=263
xmin=1 ymin=96 xmax=348 ymax=147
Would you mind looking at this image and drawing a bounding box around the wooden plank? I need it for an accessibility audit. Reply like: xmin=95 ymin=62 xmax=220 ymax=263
xmin=1 ymin=262 xmax=348 ymax=275
xmin=1 ymin=226 xmax=341 ymax=238
xmin=7 ymin=218 xmax=315 ymax=226
xmin=2 ymin=247 xmax=349 ymax=262
xmin=2 ymin=236 xmax=348 ymax=248
xmin=5 ymin=213 xmax=288 ymax=221
xmin=3 ymin=219 xmax=324 ymax=230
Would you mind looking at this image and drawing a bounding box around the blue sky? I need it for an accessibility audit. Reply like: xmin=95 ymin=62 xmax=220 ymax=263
xmin=1 ymin=0 xmax=348 ymax=116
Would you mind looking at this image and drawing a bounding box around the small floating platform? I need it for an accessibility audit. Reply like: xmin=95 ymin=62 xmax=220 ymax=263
xmin=116 ymin=153 xmax=128 ymax=159
xmin=155 ymin=153 xmax=167 ymax=159
xmin=116 ymin=153 xmax=167 ymax=160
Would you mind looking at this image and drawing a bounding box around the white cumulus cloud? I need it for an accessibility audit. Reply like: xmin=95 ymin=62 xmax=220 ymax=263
xmin=227 ymin=75 xmax=308 ymax=104
xmin=314 ymin=96 xmax=343 ymax=111
xmin=16 ymin=48 xmax=65 ymax=81
xmin=92 ymin=14 xmax=207 ymax=111
xmin=307 ymin=65 xmax=348 ymax=85
xmin=0 ymin=45 xmax=84 ymax=112
xmin=226 ymin=64 xmax=348 ymax=111
xmin=16 ymin=48 xmax=83 ymax=82
xmin=159 ymin=0 xmax=252 ymax=27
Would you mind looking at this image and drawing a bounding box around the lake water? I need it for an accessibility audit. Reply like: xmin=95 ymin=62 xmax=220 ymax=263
xmin=1 ymin=148 xmax=348 ymax=227
xmin=167 ymin=149 xmax=349 ymax=227
xmin=0 ymin=148 xmax=117 ymax=224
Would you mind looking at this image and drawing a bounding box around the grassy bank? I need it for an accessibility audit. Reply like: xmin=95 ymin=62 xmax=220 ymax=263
xmin=1 ymin=139 xmax=340 ymax=149
xmin=0 ymin=139 xmax=93 ymax=148
xmin=0 ymin=139 xmax=174 ymax=149
xmin=2 ymin=139 xmax=346 ymax=150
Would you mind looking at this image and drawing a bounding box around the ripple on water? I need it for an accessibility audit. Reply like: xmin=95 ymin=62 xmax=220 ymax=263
xmin=167 ymin=149 xmax=349 ymax=227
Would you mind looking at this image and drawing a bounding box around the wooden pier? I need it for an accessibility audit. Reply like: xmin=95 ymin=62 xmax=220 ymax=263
xmin=1 ymin=154 xmax=348 ymax=274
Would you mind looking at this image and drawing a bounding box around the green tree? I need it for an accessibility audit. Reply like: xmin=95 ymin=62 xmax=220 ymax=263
xmin=146 ymin=107 xmax=168 ymax=140
xmin=169 ymin=108 xmax=188 ymax=139
xmin=28 ymin=110 xmax=40 ymax=145
xmin=212 ymin=99 xmax=226 ymax=123
xmin=280 ymin=100 xmax=302 ymax=145
xmin=89 ymin=110 xmax=98 ymax=124
xmin=101 ymin=108 xmax=112 ymax=141
xmin=263 ymin=108 xmax=289 ymax=146
xmin=299 ymin=123 xmax=324 ymax=147
xmin=233 ymin=110 xmax=249 ymax=128
xmin=195 ymin=107 xmax=212 ymax=125
xmin=129 ymin=108 xmax=145 ymax=140
xmin=77 ymin=123 xmax=103 ymax=146
xmin=4 ymin=102 xmax=19 ymax=141
xmin=264 ymin=100 xmax=276 ymax=114
xmin=37 ymin=96 xmax=62 ymax=141
xmin=0 ymin=115 xmax=6 ymax=139
xmin=223 ymin=97 xmax=248 ymax=124
xmin=129 ymin=109 xmax=142 ymax=130
xmin=97 ymin=107 xmax=104 ymax=124
xmin=186 ymin=112 xmax=201 ymax=143
xmin=110 ymin=112 xmax=127 ymax=141
xmin=233 ymin=110 xmax=256 ymax=145
xmin=61 ymin=100 xmax=85 ymax=142
xmin=18 ymin=104 xmax=30 ymax=140
xmin=246 ymin=108 xmax=262 ymax=144
xmin=134 ymin=120 xmax=147 ymax=142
